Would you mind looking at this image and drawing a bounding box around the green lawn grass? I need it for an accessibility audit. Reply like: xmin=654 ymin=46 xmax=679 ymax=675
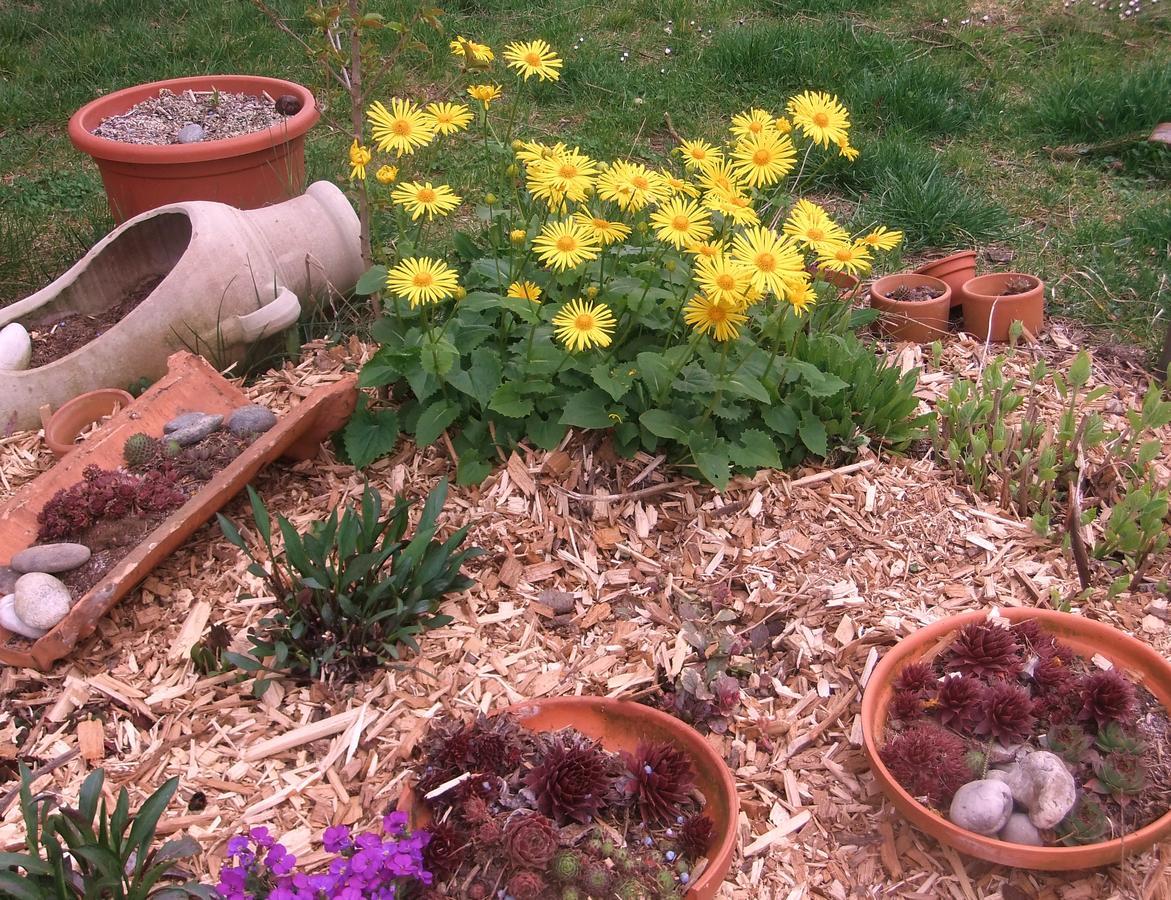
xmin=1 ymin=0 xmax=1168 ymax=353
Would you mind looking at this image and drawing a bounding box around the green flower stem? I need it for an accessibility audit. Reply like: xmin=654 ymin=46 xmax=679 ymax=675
xmin=653 ymin=332 xmax=703 ymax=405
xmin=503 ymin=79 xmax=527 ymax=145
xmin=760 ymin=304 xmax=795 ymax=386
xmin=697 ymin=340 xmax=733 ymax=427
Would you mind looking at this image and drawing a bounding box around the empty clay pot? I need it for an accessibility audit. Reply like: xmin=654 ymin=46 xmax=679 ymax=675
xmin=398 ymin=696 xmax=740 ymax=899
xmin=862 ymin=608 xmax=1171 ymax=870
xmin=69 ymin=75 xmax=319 ymax=223
xmin=961 ymin=273 xmax=1044 ymax=342
xmin=869 ymin=274 xmax=951 ymax=343
xmin=913 ymin=250 xmax=977 ymax=308
xmin=43 ymin=389 xmax=134 ymax=458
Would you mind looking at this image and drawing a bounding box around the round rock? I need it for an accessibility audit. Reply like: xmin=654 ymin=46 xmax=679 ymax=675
xmin=169 ymin=413 xmax=223 ymax=446
xmin=998 ymin=812 xmax=1044 ymax=846
xmin=987 ymin=764 xmax=1036 ymax=808
xmin=275 ymin=94 xmax=303 ymax=116
xmin=165 ymin=411 xmax=210 ymax=433
xmin=176 ymin=123 xmax=206 ymax=143
xmin=949 ymin=779 xmax=1014 ymax=836
xmin=13 ymin=572 xmax=72 ymax=631
xmin=0 ymin=593 xmax=46 ymax=641
xmin=11 ymin=542 xmax=91 ymax=574
xmin=1021 ymin=750 xmax=1077 ymax=829
xmin=227 ymin=404 xmax=277 ymax=436
xmin=0 ymin=322 xmax=32 ymax=371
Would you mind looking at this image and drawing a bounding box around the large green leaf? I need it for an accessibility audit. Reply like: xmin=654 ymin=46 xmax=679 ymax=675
xmin=590 ymin=362 xmax=634 ymax=402
xmin=798 ymin=415 xmax=828 ymax=457
xmin=687 ymin=434 xmax=730 ymax=490
xmin=359 ymin=345 xmax=415 ymax=388
xmin=354 ymin=265 xmax=388 ymax=295
xmin=723 ymin=371 xmax=770 ymax=404
xmin=526 ymin=414 xmax=568 ymax=450
xmin=415 ymin=400 xmax=460 ymax=445
xmin=635 ymin=351 xmax=674 ymax=397
xmin=558 ymin=389 xmax=614 ymax=429
xmin=419 ymin=337 xmax=458 ymax=377
xmin=639 ymin=409 xmax=689 ymax=440
xmin=731 ymin=429 xmax=782 ymax=469
xmin=343 ymin=401 xmax=399 ymax=468
xmin=489 ymin=383 xmax=534 ymax=418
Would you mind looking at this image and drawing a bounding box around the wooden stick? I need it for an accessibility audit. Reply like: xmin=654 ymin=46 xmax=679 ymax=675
xmin=788 ymin=458 xmax=876 ymax=488
xmin=551 ymin=480 xmax=690 ymax=504
xmin=243 ymin=708 xmax=362 ymax=761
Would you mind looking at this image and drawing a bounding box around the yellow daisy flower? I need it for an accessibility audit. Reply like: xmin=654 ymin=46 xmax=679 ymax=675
xmin=596 ymin=160 xmax=669 ymax=212
xmin=515 ymin=139 xmax=559 ymax=167
xmin=659 ymin=169 xmax=701 ymax=198
xmin=684 ymin=294 xmax=748 ymax=341
xmin=704 ymin=190 xmax=760 ymax=227
xmin=572 ymin=211 xmax=631 ymax=246
xmin=787 ymin=91 xmax=851 ymax=148
xmin=424 ymin=102 xmax=473 ymax=135
xmin=787 ymin=280 xmax=817 ymax=317
xmin=685 ymin=239 xmax=727 ymax=259
xmin=783 ymin=199 xmax=848 ymax=251
xmin=693 ymin=253 xmax=754 ymax=306
xmin=467 ymin=83 xmax=503 ymax=108
xmin=507 ymin=280 xmax=542 ymax=302
xmin=730 ymin=226 xmax=806 ymax=299
xmin=348 ymin=140 xmax=371 ymax=180
xmin=533 ymin=218 xmax=602 ymax=270
xmin=676 ymin=139 xmax=724 ymax=171
xmin=861 ymin=225 xmax=903 ymax=251
xmin=503 ymin=39 xmax=563 ymax=81
xmin=386 ymin=257 xmax=460 ymax=307
xmin=552 ymin=298 xmax=616 ymax=351
xmin=731 ymin=130 xmax=797 ymax=189
xmin=729 ymin=107 xmax=776 ymax=140
xmin=390 ymin=181 xmax=462 ymax=220
xmin=649 ymin=197 xmax=713 ymax=249
xmin=528 ymin=146 xmax=599 ymax=204
xmin=775 ymin=116 xmax=793 ymax=134
xmin=696 ymin=159 xmax=746 ymax=197
xmin=375 ymin=165 xmax=398 ymax=184
xmin=450 ymin=36 xmax=494 ymax=64
xmin=816 ymin=240 xmax=873 ymax=276
xmin=836 ymin=135 xmax=860 ymax=161
xmin=366 ymin=98 xmax=435 ymax=157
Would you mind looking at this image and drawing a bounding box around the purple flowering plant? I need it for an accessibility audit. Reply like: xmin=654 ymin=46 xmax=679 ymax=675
xmin=215 ymin=813 xmax=432 ymax=899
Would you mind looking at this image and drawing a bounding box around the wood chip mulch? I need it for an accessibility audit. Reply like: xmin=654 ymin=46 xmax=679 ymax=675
xmin=2 ymin=325 xmax=1170 ymax=899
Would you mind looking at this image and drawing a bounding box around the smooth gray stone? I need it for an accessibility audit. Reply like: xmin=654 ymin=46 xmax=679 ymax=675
xmin=0 ymin=565 xmax=18 ymax=595
xmin=13 ymin=572 xmax=72 ymax=631
xmin=169 ymin=413 xmax=223 ymax=446
xmin=227 ymin=404 xmax=277 ymax=436
xmin=176 ymin=123 xmax=206 ymax=143
xmin=165 ymin=411 xmax=208 ymax=433
xmin=0 ymin=594 xmax=46 ymax=640
xmin=999 ymin=813 xmax=1044 ymax=846
xmin=11 ymin=542 xmax=91 ymax=574
xmin=949 ymin=779 xmax=1014 ymax=836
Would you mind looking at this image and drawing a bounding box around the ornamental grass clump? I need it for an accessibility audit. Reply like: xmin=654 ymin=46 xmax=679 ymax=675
xmin=339 ymin=35 xmax=926 ymax=488
xmin=880 ymin=616 xmax=1171 ymax=847
xmin=411 ymin=713 xmax=717 ymax=898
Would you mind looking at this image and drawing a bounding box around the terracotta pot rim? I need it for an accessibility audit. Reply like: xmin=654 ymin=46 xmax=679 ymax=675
xmin=914 ymin=249 xmax=978 ymax=269
xmin=961 ymin=272 xmax=1043 ymax=301
xmin=44 ymin=388 xmax=135 ymax=458
xmin=869 ymin=273 xmax=952 ymax=306
xmin=68 ymin=75 xmax=319 ymax=166
xmin=861 ymin=608 xmax=1171 ymax=868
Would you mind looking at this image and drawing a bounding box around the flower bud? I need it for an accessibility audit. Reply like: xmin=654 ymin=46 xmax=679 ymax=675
xmin=511 ymin=139 xmax=524 ymax=151
xmin=510 ymin=229 xmax=527 ymax=245
xmin=636 ymin=221 xmax=649 ymax=233
xmin=506 ymin=163 xmax=519 ymax=177
xmin=484 ymin=192 xmax=498 ymax=205
xmin=585 ymin=285 xmax=599 ymax=299
xmin=454 ymin=285 xmax=467 ymax=300
xmin=664 ymin=259 xmax=676 ymax=272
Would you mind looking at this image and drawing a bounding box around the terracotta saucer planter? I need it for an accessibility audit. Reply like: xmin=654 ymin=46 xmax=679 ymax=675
xmin=961 ymin=273 xmax=1044 ymax=342
xmin=69 ymin=75 xmax=319 ymax=222
xmin=399 ymin=696 xmax=740 ymax=899
xmin=914 ymin=251 xmax=977 ymax=309
xmin=42 ymin=388 xmax=134 ymax=458
xmin=861 ymin=608 xmax=1171 ymax=870
xmin=869 ymin=274 xmax=951 ymax=343
xmin=0 ymin=351 xmax=356 ymax=670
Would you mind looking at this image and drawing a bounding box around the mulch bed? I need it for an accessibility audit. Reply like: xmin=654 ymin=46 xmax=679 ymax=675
xmin=27 ymin=274 xmax=163 ymax=367
xmin=1 ymin=324 xmax=1169 ymax=898
xmin=93 ymin=89 xmax=287 ymax=145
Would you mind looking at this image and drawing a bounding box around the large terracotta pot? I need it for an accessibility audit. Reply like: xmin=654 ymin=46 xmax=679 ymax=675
xmin=861 ymin=608 xmax=1171 ymax=870
xmin=913 ymin=251 xmax=977 ymax=309
xmin=0 ymin=181 xmax=361 ymax=431
xmin=42 ymin=388 xmax=134 ymax=458
xmin=69 ymin=75 xmax=319 ymax=222
xmin=0 ymin=352 xmax=357 ymax=670
xmin=869 ymin=273 xmax=951 ymax=343
xmin=399 ymin=696 xmax=740 ymax=898
xmin=961 ymin=273 xmax=1044 ymax=342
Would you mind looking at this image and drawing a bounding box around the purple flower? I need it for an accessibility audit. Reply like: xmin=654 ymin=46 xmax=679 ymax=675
xmin=323 ymin=824 xmax=352 ymax=853
xmin=381 ymin=811 xmax=409 ymax=835
xmin=250 ymin=826 xmax=275 ymax=848
xmin=265 ymin=843 xmax=296 ymax=875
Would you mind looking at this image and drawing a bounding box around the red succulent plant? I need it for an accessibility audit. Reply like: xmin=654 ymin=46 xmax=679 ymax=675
xmin=880 ymin=723 xmax=971 ymax=807
xmin=524 ymin=738 xmax=612 ymax=824
xmin=1077 ymin=670 xmax=1136 ymax=730
xmin=421 ymin=821 xmax=464 ymax=879
xmin=935 ymin=675 xmax=985 ymax=730
xmin=889 ymin=689 xmax=927 ymax=723
xmin=621 ymin=742 xmax=696 ymax=823
xmin=893 ymin=661 xmax=938 ymax=694
xmin=506 ymin=870 xmax=548 ymax=900
xmin=975 ymin=681 xmax=1036 ymax=743
xmin=948 ymin=622 xmax=1023 ymax=679
xmin=502 ymin=812 xmax=560 ymax=868
xmin=1031 ymin=649 xmax=1075 ymax=693
xmin=679 ymin=813 xmax=715 ymax=859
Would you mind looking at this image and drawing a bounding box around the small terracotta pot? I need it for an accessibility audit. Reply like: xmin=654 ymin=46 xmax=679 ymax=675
xmin=43 ymin=388 xmax=134 ymax=458
xmin=961 ymin=273 xmax=1044 ymax=342
xmin=69 ymin=75 xmax=319 ymax=223
xmin=913 ymin=250 xmax=977 ymax=308
xmin=869 ymin=274 xmax=951 ymax=343
xmin=808 ymin=265 xmax=861 ymax=295
xmin=398 ymin=696 xmax=740 ymax=898
xmin=861 ymin=608 xmax=1171 ymax=870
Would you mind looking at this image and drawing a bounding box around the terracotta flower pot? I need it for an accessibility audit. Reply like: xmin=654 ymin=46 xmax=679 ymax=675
xmin=861 ymin=608 xmax=1171 ymax=870
xmin=0 ymin=351 xmax=356 ymax=670
xmin=69 ymin=75 xmax=319 ymax=223
xmin=399 ymin=696 xmax=740 ymax=898
xmin=808 ymin=264 xmax=861 ymax=296
xmin=42 ymin=388 xmax=134 ymax=458
xmin=869 ymin=274 xmax=951 ymax=343
xmin=961 ymin=273 xmax=1044 ymax=342
xmin=913 ymin=251 xmax=977 ymax=309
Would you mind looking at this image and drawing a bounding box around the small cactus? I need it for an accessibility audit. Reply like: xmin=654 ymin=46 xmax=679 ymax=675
xmin=550 ymin=849 xmax=582 ymax=882
xmin=615 ymin=879 xmax=644 ymax=900
xmin=162 ymin=439 xmax=183 ymax=458
xmin=122 ymin=432 xmax=158 ymax=469
xmin=1057 ymin=795 xmax=1110 ymax=845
